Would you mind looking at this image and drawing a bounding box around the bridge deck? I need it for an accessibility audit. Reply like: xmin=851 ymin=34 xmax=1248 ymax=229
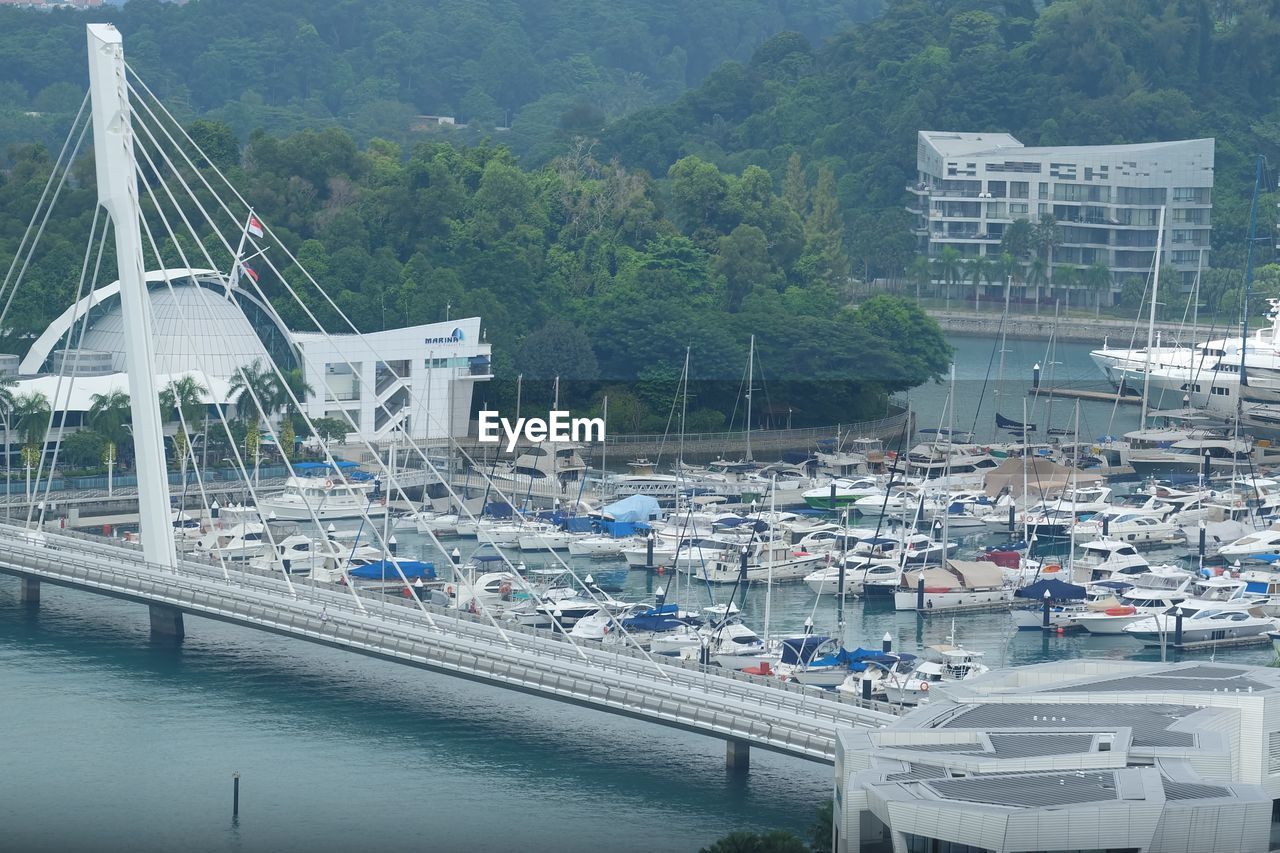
xmin=0 ymin=526 xmax=897 ymax=763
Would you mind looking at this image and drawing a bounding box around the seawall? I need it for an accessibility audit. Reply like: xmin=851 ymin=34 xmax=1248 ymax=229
xmin=927 ymin=310 xmax=1197 ymax=345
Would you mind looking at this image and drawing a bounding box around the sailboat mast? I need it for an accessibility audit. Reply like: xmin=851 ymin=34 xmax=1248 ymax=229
xmin=764 ymin=476 xmax=775 ymax=647
xmin=678 ymin=347 xmax=690 ymax=508
xmin=600 ymin=395 xmax=608 ymax=500
xmin=1140 ymin=206 xmax=1167 ymax=426
xmin=1240 ymin=155 xmax=1265 ymax=393
xmin=745 ymin=335 xmax=754 ymax=462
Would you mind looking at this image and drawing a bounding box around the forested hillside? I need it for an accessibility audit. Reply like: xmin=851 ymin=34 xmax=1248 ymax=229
xmin=0 ymin=0 xmax=881 ymax=162
xmin=601 ymin=0 xmax=1280 ymax=314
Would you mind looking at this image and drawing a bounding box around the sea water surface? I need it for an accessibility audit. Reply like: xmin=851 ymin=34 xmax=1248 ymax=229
xmin=0 ymin=334 xmax=1239 ymax=853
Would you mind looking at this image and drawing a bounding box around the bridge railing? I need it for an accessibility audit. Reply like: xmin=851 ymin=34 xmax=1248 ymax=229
xmin=8 ymin=524 xmax=900 ymax=723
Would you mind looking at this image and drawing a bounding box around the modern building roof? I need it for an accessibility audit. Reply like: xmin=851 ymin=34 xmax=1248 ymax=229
xmin=918 ymin=130 xmax=1214 ymax=160
xmin=835 ymin=659 xmax=1279 ymax=853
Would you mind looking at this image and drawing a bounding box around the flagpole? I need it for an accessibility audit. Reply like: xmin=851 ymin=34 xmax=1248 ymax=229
xmin=225 ymin=209 xmax=260 ymax=297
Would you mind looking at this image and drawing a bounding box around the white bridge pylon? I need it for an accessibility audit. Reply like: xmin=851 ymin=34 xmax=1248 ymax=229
xmin=85 ymin=23 xmax=175 ymax=569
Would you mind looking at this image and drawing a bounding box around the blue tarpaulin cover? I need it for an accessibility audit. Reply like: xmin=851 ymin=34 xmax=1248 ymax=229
xmin=597 ymin=495 xmax=661 ymax=523
xmin=348 ymin=560 xmax=436 ymax=579
xmin=1014 ymin=578 xmax=1087 ymax=600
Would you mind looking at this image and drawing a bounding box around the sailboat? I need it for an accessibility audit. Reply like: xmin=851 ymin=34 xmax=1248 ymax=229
xmin=992 ymin=296 xmax=1036 ymax=434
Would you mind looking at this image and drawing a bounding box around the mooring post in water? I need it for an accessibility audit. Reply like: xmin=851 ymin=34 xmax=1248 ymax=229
xmin=882 ymin=632 xmax=892 ymax=653
xmin=1032 ymin=362 xmax=1041 ymax=389
xmin=232 ymin=772 xmax=240 ymax=818
xmin=1174 ymin=607 xmax=1184 ymax=649
xmin=916 ymin=572 xmax=925 ymax=611
xmin=1042 ymin=590 xmax=1052 ymax=629
xmin=645 ymin=529 xmax=655 ymax=571
xmin=1198 ymin=520 xmax=1206 ymax=566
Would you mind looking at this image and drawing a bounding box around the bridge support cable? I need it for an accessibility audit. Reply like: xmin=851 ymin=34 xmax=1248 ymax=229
xmin=0 ymin=94 xmax=90 ymax=336
xmin=30 ymin=208 xmax=108 ymax=530
xmin=121 ymin=74 xmax=672 ymax=672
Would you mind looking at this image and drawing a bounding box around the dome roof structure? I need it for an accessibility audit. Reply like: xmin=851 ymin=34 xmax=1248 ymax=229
xmin=20 ymin=268 xmax=293 ymax=379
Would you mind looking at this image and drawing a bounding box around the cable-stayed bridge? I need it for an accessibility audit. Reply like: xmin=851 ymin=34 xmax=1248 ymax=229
xmin=0 ymin=23 xmax=899 ymax=774
xmin=2 ymin=524 xmax=896 ymax=768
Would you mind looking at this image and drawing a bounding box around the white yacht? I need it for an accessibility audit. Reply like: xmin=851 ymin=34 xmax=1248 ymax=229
xmin=192 ymin=522 xmax=267 ymax=561
xmin=1072 ymin=570 xmax=1194 ymax=634
xmin=880 ymin=645 xmax=988 ymax=706
xmin=257 ymin=475 xmax=388 ymax=522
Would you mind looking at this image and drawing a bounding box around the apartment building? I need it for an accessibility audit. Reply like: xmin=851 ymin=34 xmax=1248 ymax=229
xmin=910 ymin=132 xmax=1214 ymax=300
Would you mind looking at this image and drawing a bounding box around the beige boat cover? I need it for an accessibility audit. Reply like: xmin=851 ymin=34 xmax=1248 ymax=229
xmin=983 ymin=456 xmax=1104 ymax=498
xmin=901 ymin=560 xmax=1005 ymax=590
xmin=901 ymin=567 xmax=959 ymax=589
xmin=945 ymin=559 xmax=1005 ymax=588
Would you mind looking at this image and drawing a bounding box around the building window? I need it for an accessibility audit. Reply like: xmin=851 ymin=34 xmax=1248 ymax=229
xmin=1009 ymin=182 xmax=1029 ymax=199
xmin=1010 ymin=202 xmax=1028 ymax=215
xmin=1173 ymin=187 xmax=1210 ymax=203
xmin=1038 ymin=182 xmax=1048 ymax=197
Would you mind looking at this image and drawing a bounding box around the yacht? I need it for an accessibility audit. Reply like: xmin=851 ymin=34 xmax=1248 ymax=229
xmin=257 ymin=474 xmax=388 ymax=522
xmin=802 ymin=476 xmax=883 ymax=509
xmin=489 ymin=444 xmax=588 ymax=498
xmin=1068 ymin=539 xmax=1151 ymax=584
xmin=192 ymin=522 xmax=267 ymax=561
xmin=1123 ymin=606 xmax=1275 ymax=646
xmin=1072 ymin=570 xmax=1194 ymax=634
xmin=880 ymin=644 xmax=988 ymax=706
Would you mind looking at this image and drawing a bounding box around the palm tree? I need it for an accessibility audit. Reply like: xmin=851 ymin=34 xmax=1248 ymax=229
xmin=934 ymin=246 xmax=962 ymax=310
xmin=1027 ymin=256 xmax=1047 ymax=310
xmin=967 ymin=255 xmax=994 ymax=312
xmin=908 ymin=255 xmax=931 ymax=304
xmin=1032 ymin=213 xmax=1059 ymax=289
xmin=0 ymin=375 xmax=16 ymax=516
xmin=228 ymin=358 xmax=278 ymax=427
xmin=12 ymin=391 xmax=50 ymax=504
xmin=1054 ymin=266 xmax=1080 ymax=311
xmin=160 ymin=376 xmax=208 ymax=471
xmin=89 ymin=390 xmax=131 ymax=493
xmin=1083 ymin=262 xmax=1112 ymax=314
xmin=275 ymin=367 xmax=313 ymax=460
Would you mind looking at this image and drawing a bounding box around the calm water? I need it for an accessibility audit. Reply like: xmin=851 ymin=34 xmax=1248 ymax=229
xmin=0 ymin=335 xmax=1253 ymax=853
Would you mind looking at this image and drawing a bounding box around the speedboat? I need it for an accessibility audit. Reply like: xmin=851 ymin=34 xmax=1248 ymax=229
xmin=565 ymin=535 xmax=623 ymax=557
xmin=880 ymin=644 xmax=987 ymax=705
xmin=802 ymin=477 xmax=883 ymax=509
xmin=517 ymin=523 xmax=573 ymax=551
xmin=1123 ymin=606 xmax=1276 ymax=646
xmin=1219 ymin=526 xmax=1280 ymax=560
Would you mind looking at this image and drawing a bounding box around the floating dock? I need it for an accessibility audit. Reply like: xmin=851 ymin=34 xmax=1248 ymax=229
xmin=1029 ymin=386 xmax=1140 ymax=404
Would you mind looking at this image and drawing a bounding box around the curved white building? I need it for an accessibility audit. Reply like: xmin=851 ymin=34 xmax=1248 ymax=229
xmin=10 ymin=267 xmax=491 ymax=445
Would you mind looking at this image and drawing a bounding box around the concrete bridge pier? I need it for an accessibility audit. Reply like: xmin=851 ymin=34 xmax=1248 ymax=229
xmin=18 ymin=577 xmax=40 ymax=605
xmin=726 ymin=738 xmax=750 ymax=774
xmin=148 ymin=604 xmax=184 ymax=639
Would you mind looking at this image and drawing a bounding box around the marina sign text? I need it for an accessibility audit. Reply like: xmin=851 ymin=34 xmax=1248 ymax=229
xmin=477 ymin=411 xmax=605 ymax=452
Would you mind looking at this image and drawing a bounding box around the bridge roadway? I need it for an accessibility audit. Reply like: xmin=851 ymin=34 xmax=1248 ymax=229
xmin=0 ymin=524 xmax=898 ymax=767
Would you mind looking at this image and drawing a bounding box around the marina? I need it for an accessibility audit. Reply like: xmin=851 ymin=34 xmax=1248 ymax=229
xmin=4 ymin=14 xmax=1280 ymax=853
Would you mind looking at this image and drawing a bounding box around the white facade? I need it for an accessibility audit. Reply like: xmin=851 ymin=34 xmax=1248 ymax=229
xmin=13 ymin=268 xmax=492 ymax=446
xmin=911 ymin=132 xmax=1215 ymax=297
xmin=837 ymin=659 xmax=1279 ymax=853
xmin=293 ymin=317 xmax=491 ymax=443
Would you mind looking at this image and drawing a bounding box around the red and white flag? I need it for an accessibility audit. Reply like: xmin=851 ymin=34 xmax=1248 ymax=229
xmin=242 ymin=264 xmax=260 ymax=283
xmin=246 ymin=215 xmax=264 ymax=239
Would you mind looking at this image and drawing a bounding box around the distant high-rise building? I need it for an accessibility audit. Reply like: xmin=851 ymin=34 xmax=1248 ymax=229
xmin=909 ymin=132 xmax=1214 ymax=303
